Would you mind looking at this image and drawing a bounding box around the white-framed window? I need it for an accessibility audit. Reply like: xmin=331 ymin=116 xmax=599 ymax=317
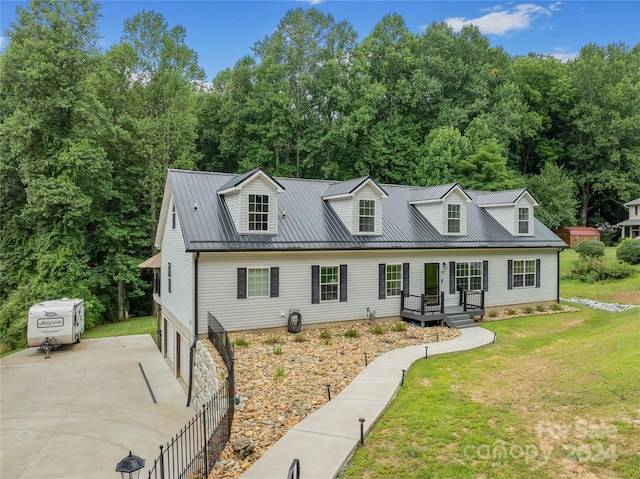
xmin=448 ymin=204 xmax=461 ymax=233
xmin=320 ymin=266 xmax=339 ymax=301
xmin=248 ymin=194 xmax=269 ymax=231
xmin=359 ymin=199 xmax=375 ymax=233
xmin=248 ymin=268 xmax=269 ymax=297
xmin=167 ymin=262 xmax=172 ymax=293
xmin=386 ymin=264 xmax=402 ymax=297
xmin=513 ymin=260 xmax=536 ymax=287
xmin=518 ymin=207 xmax=529 ymax=234
xmin=456 ymin=261 xmax=482 ymax=291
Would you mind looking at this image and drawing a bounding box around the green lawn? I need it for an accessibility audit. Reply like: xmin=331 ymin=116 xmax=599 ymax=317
xmin=341 ymin=307 xmax=640 ymax=479
xmin=559 ymin=247 xmax=640 ymax=304
xmin=82 ymin=315 xmax=157 ymax=340
xmin=341 ymin=249 xmax=640 ymax=479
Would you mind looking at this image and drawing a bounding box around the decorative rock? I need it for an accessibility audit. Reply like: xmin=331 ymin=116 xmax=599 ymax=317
xmin=560 ymin=297 xmax=636 ymax=312
xmin=233 ymin=437 xmax=255 ymax=459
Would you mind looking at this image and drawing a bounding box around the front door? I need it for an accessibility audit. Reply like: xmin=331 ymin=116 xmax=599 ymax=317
xmin=425 ymin=263 xmax=440 ymax=302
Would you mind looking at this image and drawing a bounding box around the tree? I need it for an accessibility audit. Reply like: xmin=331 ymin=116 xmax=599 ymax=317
xmin=412 ymin=126 xmax=469 ymax=186
xmin=0 ymin=0 xmax=110 ymax=346
xmin=527 ymin=162 xmax=578 ymax=230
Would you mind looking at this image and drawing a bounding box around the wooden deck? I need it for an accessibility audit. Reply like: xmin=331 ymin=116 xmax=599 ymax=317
xmin=400 ymin=290 xmax=485 ymax=327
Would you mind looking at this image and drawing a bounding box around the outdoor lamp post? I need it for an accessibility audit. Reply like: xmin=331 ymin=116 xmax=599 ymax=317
xmin=115 ymin=451 xmax=145 ymax=479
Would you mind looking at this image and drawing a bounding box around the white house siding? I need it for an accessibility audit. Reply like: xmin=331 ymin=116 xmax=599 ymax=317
xmin=238 ymin=178 xmax=279 ymax=234
xmin=414 ymin=203 xmax=442 ymax=232
xmin=483 ymin=205 xmax=515 ymax=234
xmin=351 ymin=184 xmax=383 ymax=235
xmin=195 ymin=248 xmax=559 ymax=332
xmin=179 ymin=332 xmax=190 ymax=380
xmin=223 ymin=191 xmax=240 ymax=232
xmin=160 ymin=196 xmax=194 ymax=339
xmin=328 ymin=197 xmax=352 ymax=232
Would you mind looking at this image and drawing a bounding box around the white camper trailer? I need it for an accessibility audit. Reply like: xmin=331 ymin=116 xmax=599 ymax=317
xmin=27 ymin=299 xmax=85 ymax=348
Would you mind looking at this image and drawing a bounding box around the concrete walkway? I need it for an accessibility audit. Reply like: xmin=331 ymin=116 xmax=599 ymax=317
xmin=240 ymin=326 xmax=496 ymax=479
xmin=0 ymin=335 xmax=193 ymax=479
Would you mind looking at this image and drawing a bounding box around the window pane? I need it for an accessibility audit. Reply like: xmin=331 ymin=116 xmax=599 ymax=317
xmin=386 ymin=264 xmax=402 ymax=297
xmin=470 ymin=262 xmax=482 ymax=276
xmin=514 ymin=275 xmax=524 ymax=287
xmin=359 ymin=200 xmax=375 ymax=232
xmin=525 ymin=274 xmax=535 ymax=287
xmin=470 ymin=277 xmax=482 ymax=290
xmin=525 ymin=260 xmax=536 ymax=273
xmin=248 ymin=268 xmax=269 ymax=297
xmin=249 ymin=194 xmax=269 ymax=231
xmin=513 ymin=261 xmax=524 ymax=274
xmin=320 ymin=266 xmax=339 ymax=301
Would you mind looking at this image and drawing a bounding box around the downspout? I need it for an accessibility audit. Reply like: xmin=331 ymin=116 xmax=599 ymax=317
xmin=186 ymin=252 xmax=199 ymax=407
xmin=557 ymin=248 xmax=562 ymax=302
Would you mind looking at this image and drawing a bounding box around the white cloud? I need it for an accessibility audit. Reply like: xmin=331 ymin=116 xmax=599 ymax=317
xmin=440 ymin=3 xmax=561 ymax=36
xmin=0 ymin=36 xmax=6 ymax=50
xmin=296 ymin=0 xmax=325 ymax=5
xmin=547 ymin=48 xmax=578 ymax=62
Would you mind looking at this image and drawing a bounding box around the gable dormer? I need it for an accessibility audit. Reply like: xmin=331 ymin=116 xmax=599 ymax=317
xmin=322 ymin=177 xmax=388 ymax=235
xmin=408 ymin=184 xmax=471 ymax=235
xmin=218 ymin=169 xmax=285 ymax=235
xmin=475 ymin=189 xmax=539 ymax=236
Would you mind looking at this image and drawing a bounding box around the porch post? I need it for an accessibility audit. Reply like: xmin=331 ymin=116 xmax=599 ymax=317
xmin=420 ymin=294 xmax=425 ymax=315
xmin=400 ymin=291 xmax=405 ymax=311
xmin=440 ymin=292 xmax=445 ymax=314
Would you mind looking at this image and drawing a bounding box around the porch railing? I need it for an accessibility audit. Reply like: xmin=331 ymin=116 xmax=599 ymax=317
xmin=462 ymin=290 xmax=485 ymax=311
xmin=400 ymin=291 xmax=445 ymax=314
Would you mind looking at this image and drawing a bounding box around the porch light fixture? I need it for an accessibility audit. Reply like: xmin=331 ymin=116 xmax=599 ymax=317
xmin=442 ymin=262 xmax=447 ymax=270
xmin=115 ymin=451 xmax=145 ymax=479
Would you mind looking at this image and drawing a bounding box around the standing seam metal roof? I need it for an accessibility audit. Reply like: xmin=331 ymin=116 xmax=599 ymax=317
xmin=167 ymin=170 xmax=567 ymax=252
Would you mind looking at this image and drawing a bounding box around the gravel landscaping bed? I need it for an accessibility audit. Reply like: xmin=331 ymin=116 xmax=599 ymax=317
xmin=207 ymin=320 xmax=459 ymax=478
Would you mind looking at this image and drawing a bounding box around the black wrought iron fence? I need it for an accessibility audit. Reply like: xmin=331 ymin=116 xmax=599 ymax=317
xmin=145 ymin=313 xmax=234 ymax=479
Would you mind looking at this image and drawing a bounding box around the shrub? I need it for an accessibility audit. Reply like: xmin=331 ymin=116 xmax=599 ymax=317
xmin=391 ymin=321 xmax=407 ymax=331
xmin=506 ymin=309 xmax=517 ymax=316
xmin=575 ymin=240 xmax=605 ymax=259
xmin=617 ymin=239 xmax=640 ymax=265
xmin=569 ymin=258 xmax=633 ymax=282
xmin=293 ymin=333 xmax=307 ymax=342
xmin=233 ymin=337 xmax=250 ymax=347
xmin=488 ymin=310 xmax=499 ymax=318
xmin=319 ymin=330 xmax=331 ymax=340
xmin=549 ymin=303 xmax=562 ymax=311
xmin=370 ymin=324 xmax=385 ymax=335
xmin=523 ymin=306 xmax=534 ymax=314
xmin=344 ymin=328 xmax=359 ymax=338
xmin=272 ymin=345 xmax=283 ymax=355
xmin=536 ymin=304 xmax=546 ymax=312
xmin=263 ymin=335 xmax=283 ymax=345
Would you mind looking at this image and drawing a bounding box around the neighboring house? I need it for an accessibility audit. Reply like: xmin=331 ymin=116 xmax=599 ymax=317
xmin=619 ymin=198 xmax=640 ymax=239
xmin=556 ymin=226 xmax=601 ymax=249
xmin=148 ymin=168 xmax=566 ymax=387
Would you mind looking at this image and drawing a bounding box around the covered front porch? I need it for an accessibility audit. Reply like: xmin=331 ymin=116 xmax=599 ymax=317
xmin=400 ymin=289 xmax=485 ymax=328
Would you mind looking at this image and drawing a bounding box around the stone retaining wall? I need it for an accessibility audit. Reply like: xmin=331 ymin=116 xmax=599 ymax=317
xmin=191 ymin=340 xmax=219 ymax=410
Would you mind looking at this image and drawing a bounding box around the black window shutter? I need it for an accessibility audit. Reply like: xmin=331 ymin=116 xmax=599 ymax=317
xmin=270 ymin=267 xmax=279 ymax=297
xmin=482 ymin=260 xmax=489 ymax=291
xmin=237 ymin=268 xmax=247 ymax=299
xmin=403 ymin=263 xmax=410 ymax=297
xmin=449 ymin=262 xmax=456 ymax=294
xmin=507 ymin=260 xmax=513 ymax=290
xmin=379 ymin=264 xmax=386 ymax=299
xmin=340 ymin=264 xmax=348 ymax=302
xmin=311 ymin=265 xmax=319 ymax=304
xmin=535 ymin=259 xmax=541 ymax=288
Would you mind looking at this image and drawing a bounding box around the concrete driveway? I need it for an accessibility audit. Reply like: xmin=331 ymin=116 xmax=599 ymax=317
xmin=1 ymin=335 xmax=194 ymax=479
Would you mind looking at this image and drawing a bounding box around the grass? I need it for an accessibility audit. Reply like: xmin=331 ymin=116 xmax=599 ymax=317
xmin=82 ymin=315 xmax=157 ymax=340
xmin=341 ymin=307 xmax=640 ymax=479
xmin=560 ymin=247 xmax=640 ymax=304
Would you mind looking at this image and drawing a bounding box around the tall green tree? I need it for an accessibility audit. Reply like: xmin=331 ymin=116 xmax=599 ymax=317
xmin=0 ymin=0 xmax=111 ymax=346
xmin=527 ymin=162 xmax=578 ymax=230
xmin=562 ymin=43 xmax=640 ymax=225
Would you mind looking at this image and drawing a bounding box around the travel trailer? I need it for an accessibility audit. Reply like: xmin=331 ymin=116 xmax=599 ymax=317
xmin=27 ymin=298 xmax=85 ymax=349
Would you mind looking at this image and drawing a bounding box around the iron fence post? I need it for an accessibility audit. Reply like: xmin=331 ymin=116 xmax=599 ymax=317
xmin=202 ymin=404 xmax=208 ymax=475
xmin=159 ymin=445 xmax=165 ymax=479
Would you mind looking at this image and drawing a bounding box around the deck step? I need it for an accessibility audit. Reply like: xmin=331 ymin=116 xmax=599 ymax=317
xmin=444 ymin=313 xmax=477 ymax=329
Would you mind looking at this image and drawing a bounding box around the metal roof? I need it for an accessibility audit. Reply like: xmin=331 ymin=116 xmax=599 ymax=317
xmin=559 ymin=227 xmax=600 ymax=235
xmin=217 ymin=168 xmax=285 ymax=193
xmin=624 ymin=198 xmax=640 ymax=207
xmin=474 ymin=189 xmax=528 ymax=206
xmin=167 ymin=170 xmax=566 ymax=252
xmin=406 ymin=184 xmax=460 ymax=203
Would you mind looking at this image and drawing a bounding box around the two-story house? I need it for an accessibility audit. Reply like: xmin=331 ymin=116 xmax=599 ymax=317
xmin=147 ymin=168 xmax=567 ymax=393
xmin=619 ymin=198 xmax=640 ymax=239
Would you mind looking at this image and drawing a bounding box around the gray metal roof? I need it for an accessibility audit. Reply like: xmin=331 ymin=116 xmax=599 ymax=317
xmin=624 ymin=198 xmax=640 ymax=207
xmin=217 ymin=167 xmax=285 ymax=192
xmin=407 ymin=183 xmax=458 ymax=202
xmin=167 ymin=170 xmax=566 ymax=252
xmin=474 ymin=189 xmax=529 ymax=206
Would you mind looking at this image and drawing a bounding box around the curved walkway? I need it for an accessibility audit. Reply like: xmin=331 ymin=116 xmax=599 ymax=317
xmin=240 ymin=326 xmax=496 ymax=479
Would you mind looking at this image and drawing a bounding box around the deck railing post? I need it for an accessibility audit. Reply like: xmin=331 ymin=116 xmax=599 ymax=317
xmin=400 ymin=291 xmax=405 ymax=311
xmin=481 ymin=290 xmax=485 ymax=309
xmin=463 ymin=290 xmax=468 ymax=311
xmin=440 ymin=292 xmax=445 ymax=313
xmin=420 ymin=294 xmax=425 ymax=315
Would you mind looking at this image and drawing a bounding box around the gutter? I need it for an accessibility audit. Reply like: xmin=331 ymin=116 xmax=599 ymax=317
xmin=557 ymin=248 xmax=563 ymax=301
xmin=186 ymin=252 xmax=199 ymax=407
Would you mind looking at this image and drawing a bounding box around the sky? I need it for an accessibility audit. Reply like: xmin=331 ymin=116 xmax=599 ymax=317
xmin=1 ymin=1 xmax=639 ymax=81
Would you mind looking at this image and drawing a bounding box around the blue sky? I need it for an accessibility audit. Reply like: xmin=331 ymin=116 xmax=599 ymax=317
xmin=2 ymin=1 xmax=639 ymax=81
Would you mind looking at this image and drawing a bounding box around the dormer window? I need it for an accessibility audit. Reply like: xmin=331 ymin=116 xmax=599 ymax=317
xmin=359 ymin=199 xmax=375 ymax=233
xmin=518 ymin=207 xmax=529 ymax=234
xmin=448 ymin=204 xmax=461 ymax=233
xmin=248 ymin=194 xmax=269 ymax=231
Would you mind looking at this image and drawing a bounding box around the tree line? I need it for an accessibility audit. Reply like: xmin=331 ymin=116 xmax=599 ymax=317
xmin=1 ymin=0 xmax=639 ymax=348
